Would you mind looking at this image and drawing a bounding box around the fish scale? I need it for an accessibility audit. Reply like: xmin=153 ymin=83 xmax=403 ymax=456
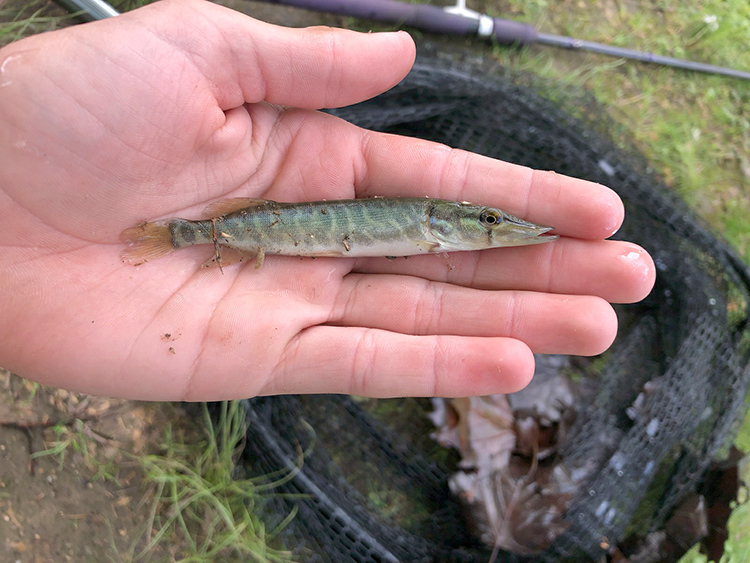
xmin=222 ymin=199 xmax=431 ymax=257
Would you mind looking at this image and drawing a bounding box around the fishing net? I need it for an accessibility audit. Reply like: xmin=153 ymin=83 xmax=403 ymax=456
xmin=237 ymin=49 xmax=750 ymax=562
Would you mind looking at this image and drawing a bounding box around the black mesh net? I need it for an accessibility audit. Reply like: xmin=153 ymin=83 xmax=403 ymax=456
xmin=237 ymin=49 xmax=750 ymax=562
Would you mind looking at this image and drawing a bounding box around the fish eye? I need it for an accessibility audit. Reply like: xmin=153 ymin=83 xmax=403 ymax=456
xmin=480 ymin=209 xmax=502 ymax=226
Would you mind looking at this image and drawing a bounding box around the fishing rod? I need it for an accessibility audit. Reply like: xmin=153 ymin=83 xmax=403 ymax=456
xmin=54 ymin=0 xmax=750 ymax=81
xmin=258 ymin=0 xmax=750 ymax=81
xmin=53 ymin=0 xmax=119 ymax=21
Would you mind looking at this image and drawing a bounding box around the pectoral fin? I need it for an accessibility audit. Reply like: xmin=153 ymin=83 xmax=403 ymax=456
xmin=254 ymin=247 xmax=265 ymax=270
xmin=415 ymin=240 xmax=441 ymax=253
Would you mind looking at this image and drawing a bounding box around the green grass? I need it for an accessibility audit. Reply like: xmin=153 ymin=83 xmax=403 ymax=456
xmin=129 ymin=402 xmax=295 ymax=562
xmin=31 ymin=417 xmax=104 ymax=471
xmin=0 ymin=4 xmax=74 ymax=42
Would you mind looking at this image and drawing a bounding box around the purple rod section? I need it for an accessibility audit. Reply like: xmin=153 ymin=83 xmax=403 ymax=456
xmin=267 ymin=0 xmax=479 ymax=35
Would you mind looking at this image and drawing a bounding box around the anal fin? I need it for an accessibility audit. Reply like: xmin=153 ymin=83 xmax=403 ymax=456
xmin=201 ymin=247 xmax=254 ymax=269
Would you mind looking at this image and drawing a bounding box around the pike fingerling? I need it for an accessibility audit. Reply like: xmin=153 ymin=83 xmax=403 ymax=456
xmin=120 ymin=197 xmax=557 ymax=269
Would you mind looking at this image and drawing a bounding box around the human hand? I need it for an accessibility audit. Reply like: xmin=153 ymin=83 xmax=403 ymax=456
xmin=0 ymin=0 xmax=654 ymax=400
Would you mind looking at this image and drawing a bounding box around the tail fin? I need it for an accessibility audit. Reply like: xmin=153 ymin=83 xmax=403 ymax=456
xmin=120 ymin=220 xmax=175 ymax=265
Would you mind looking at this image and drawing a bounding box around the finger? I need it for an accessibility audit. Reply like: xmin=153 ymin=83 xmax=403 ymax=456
xmin=355 ymin=131 xmax=624 ymax=239
xmin=352 ymin=239 xmax=655 ymax=304
xmin=261 ymin=326 xmax=535 ymax=397
xmin=328 ymin=274 xmax=617 ymax=356
xmin=135 ymin=0 xmax=416 ymax=110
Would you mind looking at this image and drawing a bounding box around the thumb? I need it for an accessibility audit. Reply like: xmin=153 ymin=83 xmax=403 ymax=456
xmin=130 ymin=0 xmax=416 ymax=110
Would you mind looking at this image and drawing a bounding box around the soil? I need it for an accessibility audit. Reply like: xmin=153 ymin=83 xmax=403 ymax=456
xmin=0 ymin=369 xmax=180 ymax=562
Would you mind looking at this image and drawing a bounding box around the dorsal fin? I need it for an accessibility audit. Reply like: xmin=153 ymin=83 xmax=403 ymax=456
xmin=202 ymin=197 xmax=272 ymax=218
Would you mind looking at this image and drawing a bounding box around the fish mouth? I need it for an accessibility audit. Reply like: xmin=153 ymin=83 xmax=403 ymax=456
xmin=532 ymin=225 xmax=559 ymax=242
xmin=506 ymin=217 xmax=559 ymax=244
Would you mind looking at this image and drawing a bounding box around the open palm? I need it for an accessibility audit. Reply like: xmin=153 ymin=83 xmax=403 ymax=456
xmin=0 ymin=0 xmax=654 ymax=400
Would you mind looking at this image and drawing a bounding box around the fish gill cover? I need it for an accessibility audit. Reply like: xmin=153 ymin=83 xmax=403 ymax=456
xmin=234 ymin=48 xmax=750 ymax=562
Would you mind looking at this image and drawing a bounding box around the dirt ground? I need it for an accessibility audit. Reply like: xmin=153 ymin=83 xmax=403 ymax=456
xmin=0 ymin=369 xmax=174 ymax=561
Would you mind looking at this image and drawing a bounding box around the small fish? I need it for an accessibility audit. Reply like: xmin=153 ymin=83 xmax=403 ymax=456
xmin=120 ymin=197 xmax=557 ymax=269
